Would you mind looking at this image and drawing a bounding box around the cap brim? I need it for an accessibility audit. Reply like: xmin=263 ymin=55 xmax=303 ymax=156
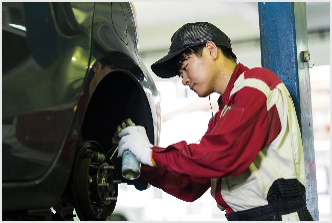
xmin=151 ymin=47 xmax=187 ymax=78
xmin=151 ymin=44 xmax=237 ymax=78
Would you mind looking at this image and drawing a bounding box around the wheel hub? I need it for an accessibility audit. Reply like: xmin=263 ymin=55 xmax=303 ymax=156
xmin=72 ymin=141 xmax=119 ymax=220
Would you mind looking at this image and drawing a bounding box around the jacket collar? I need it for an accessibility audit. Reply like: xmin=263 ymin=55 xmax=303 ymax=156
xmin=218 ymin=63 xmax=249 ymax=107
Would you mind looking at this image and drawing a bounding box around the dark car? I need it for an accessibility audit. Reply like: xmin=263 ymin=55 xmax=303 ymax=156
xmin=2 ymin=2 xmax=161 ymax=221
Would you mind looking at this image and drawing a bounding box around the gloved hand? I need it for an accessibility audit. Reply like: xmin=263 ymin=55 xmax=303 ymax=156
xmin=117 ymin=125 xmax=154 ymax=167
xmin=112 ymin=118 xmax=135 ymax=145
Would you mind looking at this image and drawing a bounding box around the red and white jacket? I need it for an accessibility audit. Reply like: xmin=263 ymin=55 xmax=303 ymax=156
xmin=141 ymin=63 xmax=306 ymax=215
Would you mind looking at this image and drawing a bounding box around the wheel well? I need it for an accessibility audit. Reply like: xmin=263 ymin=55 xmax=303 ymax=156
xmin=81 ymin=69 xmax=154 ymax=147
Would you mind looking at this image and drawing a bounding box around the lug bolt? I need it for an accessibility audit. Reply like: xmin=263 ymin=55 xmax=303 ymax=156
xmin=103 ymin=166 xmax=114 ymax=170
xmin=92 ymin=152 xmax=105 ymax=163
xmin=89 ymin=177 xmax=93 ymax=183
xmin=98 ymin=183 xmax=109 ymax=187
xmin=89 ymin=164 xmax=99 ymax=169
xmin=104 ymin=197 xmax=117 ymax=201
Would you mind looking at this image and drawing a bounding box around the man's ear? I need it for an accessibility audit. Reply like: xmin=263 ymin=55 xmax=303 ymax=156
xmin=206 ymin=41 xmax=218 ymax=60
xmin=93 ymin=61 xmax=101 ymax=73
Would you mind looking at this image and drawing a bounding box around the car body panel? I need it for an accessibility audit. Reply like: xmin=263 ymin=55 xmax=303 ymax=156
xmin=2 ymin=2 xmax=94 ymax=183
xmin=2 ymin=2 xmax=160 ymax=215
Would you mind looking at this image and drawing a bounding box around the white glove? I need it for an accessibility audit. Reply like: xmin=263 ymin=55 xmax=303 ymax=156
xmin=117 ymin=126 xmax=154 ymax=167
xmin=112 ymin=118 xmax=135 ymax=145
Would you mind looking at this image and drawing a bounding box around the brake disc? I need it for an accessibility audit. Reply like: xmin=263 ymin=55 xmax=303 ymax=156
xmin=72 ymin=141 xmax=119 ymax=220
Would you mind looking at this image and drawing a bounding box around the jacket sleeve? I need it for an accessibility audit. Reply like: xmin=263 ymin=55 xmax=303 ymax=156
xmin=140 ymin=164 xmax=211 ymax=202
xmin=151 ymin=86 xmax=282 ymax=179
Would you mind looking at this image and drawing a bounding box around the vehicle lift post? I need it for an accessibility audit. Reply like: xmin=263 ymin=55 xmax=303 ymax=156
xmin=258 ymin=2 xmax=319 ymax=220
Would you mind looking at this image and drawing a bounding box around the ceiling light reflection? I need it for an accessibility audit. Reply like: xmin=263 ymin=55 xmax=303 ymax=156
xmin=9 ymin=23 xmax=26 ymax=31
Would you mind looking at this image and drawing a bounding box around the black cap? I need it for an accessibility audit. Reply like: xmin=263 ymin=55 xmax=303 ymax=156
xmin=151 ymin=22 xmax=236 ymax=78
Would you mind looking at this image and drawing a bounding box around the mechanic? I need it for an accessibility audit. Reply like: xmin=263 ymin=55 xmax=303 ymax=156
xmin=115 ymin=22 xmax=313 ymax=221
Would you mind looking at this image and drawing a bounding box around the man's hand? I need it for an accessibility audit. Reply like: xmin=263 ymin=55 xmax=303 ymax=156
xmin=112 ymin=118 xmax=135 ymax=145
xmin=117 ymin=126 xmax=154 ymax=167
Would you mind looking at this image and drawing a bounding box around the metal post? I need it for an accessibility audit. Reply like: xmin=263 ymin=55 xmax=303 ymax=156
xmin=258 ymin=2 xmax=318 ymax=220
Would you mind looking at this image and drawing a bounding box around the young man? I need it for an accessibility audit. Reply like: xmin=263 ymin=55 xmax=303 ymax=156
xmin=89 ymin=54 xmax=118 ymax=96
xmin=116 ymin=22 xmax=313 ymax=221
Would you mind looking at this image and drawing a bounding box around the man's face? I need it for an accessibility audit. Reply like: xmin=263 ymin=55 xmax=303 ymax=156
xmin=93 ymin=61 xmax=113 ymax=84
xmin=178 ymin=48 xmax=216 ymax=97
xmin=97 ymin=65 xmax=113 ymax=79
xmin=89 ymin=61 xmax=114 ymax=96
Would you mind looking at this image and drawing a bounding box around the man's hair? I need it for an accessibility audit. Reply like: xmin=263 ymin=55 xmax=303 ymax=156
xmin=174 ymin=44 xmax=237 ymax=76
xmin=98 ymin=55 xmax=116 ymax=69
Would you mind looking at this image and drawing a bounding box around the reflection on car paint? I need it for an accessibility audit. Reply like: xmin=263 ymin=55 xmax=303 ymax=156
xmin=3 ymin=2 xmax=161 ymax=221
